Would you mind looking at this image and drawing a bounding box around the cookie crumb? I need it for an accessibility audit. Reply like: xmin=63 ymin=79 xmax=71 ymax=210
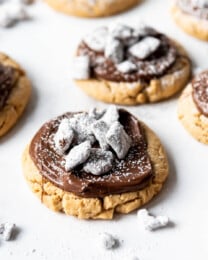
xmin=102 ymin=233 xmax=120 ymax=250
xmin=0 ymin=222 xmax=16 ymax=241
xmin=0 ymin=1 xmax=31 ymax=28
xmin=137 ymin=209 xmax=169 ymax=231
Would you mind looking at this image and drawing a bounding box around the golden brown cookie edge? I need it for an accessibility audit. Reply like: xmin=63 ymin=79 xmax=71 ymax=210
xmin=171 ymin=4 xmax=208 ymax=41
xmin=0 ymin=53 xmax=31 ymax=137
xmin=178 ymin=84 xmax=208 ymax=144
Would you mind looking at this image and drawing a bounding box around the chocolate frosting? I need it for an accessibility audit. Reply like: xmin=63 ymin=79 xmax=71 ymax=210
xmin=192 ymin=71 xmax=208 ymax=116
xmin=0 ymin=64 xmax=16 ymax=110
xmin=77 ymin=29 xmax=178 ymax=83
xmin=178 ymin=0 xmax=208 ymax=20
xmin=29 ymin=110 xmax=153 ymax=198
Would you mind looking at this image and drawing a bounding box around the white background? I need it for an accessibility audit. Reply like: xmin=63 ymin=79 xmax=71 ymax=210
xmin=0 ymin=0 xmax=208 ymax=259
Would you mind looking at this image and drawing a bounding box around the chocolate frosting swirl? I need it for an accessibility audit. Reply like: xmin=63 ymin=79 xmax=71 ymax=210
xmin=29 ymin=110 xmax=153 ymax=198
xmin=0 ymin=64 xmax=16 ymax=110
xmin=192 ymin=71 xmax=208 ymax=116
xmin=77 ymin=29 xmax=178 ymax=83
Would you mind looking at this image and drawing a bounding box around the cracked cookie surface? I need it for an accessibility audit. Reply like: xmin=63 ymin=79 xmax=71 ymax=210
xmin=22 ymin=123 xmax=169 ymax=220
xmin=0 ymin=53 xmax=31 ymax=137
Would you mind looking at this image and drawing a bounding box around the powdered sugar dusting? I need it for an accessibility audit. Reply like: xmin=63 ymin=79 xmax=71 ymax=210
xmin=73 ymin=56 xmax=90 ymax=80
xmin=106 ymin=121 xmax=132 ymax=159
xmin=54 ymin=119 xmax=74 ymax=154
xmin=65 ymin=141 xmax=91 ymax=171
xmin=83 ymin=149 xmax=114 ymax=175
xmin=54 ymin=106 xmax=132 ymax=175
xmin=31 ymin=108 xmax=153 ymax=196
xmin=75 ymin=23 xmax=178 ymax=81
xmin=116 ymin=61 xmax=137 ymax=74
xmin=129 ymin=36 xmax=161 ymax=60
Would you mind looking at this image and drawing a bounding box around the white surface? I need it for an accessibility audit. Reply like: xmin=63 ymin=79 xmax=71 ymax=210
xmin=0 ymin=1 xmax=208 ymax=259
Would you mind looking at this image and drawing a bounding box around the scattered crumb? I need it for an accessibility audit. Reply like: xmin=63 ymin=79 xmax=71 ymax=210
xmin=102 ymin=233 xmax=120 ymax=250
xmin=137 ymin=209 xmax=169 ymax=231
xmin=0 ymin=222 xmax=16 ymax=241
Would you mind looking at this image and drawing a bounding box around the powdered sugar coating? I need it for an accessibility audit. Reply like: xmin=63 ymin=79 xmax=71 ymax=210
xmin=65 ymin=140 xmax=91 ymax=171
xmin=54 ymin=119 xmax=74 ymax=154
xmin=110 ymin=24 xmax=133 ymax=39
xmin=137 ymin=209 xmax=169 ymax=231
xmin=105 ymin=37 xmax=124 ymax=64
xmin=91 ymin=120 xmax=109 ymax=150
xmin=101 ymin=105 xmax=119 ymax=126
xmin=68 ymin=113 xmax=96 ymax=144
xmin=116 ymin=60 xmax=137 ymax=74
xmin=0 ymin=2 xmax=28 ymax=27
xmin=73 ymin=56 xmax=90 ymax=80
xmin=30 ymin=108 xmax=153 ymax=196
xmin=106 ymin=121 xmax=132 ymax=159
xmin=0 ymin=223 xmax=16 ymax=241
xmin=89 ymin=108 xmax=105 ymax=120
xmin=83 ymin=148 xmax=114 ymax=175
xmin=129 ymin=36 xmax=161 ymax=60
xmin=83 ymin=27 xmax=108 ymax=52
xmin=53 ymin=106 xmax=132 ymax=175
xmin=76 ymin=24 xmax=178 ymax=82
xmin=178 ymin=0 xmax=208 ymax=19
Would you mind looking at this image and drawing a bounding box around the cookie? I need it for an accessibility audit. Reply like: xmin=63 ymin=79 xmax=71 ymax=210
xmin=171 ymin=0 xmax=208 ymax=41
xmin=43 ymin=0 xmax=140 ymax=18
xmin=73 ymin=24 xmax=191 ymax=105
xmin=178 ymin=70 xmax=208 ymax=144
xmin=22 ymin=106 xmax=169 ymax=220
xmin=0 ymin=53 xmax=31 ymax=137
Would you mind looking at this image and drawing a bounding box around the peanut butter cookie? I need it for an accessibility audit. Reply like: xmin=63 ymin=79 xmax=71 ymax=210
xmin=171 ymin=0 xmax=208 ymax=41
xmin=178 ymin=70 xmax=208 ymax=144
xmin=73 ymin=24 xmax=191 ymax=105
xmin=0 ymin=53 xmax=31 ymax=137
xmin=22 ymin=107 xmax=168 ymax=219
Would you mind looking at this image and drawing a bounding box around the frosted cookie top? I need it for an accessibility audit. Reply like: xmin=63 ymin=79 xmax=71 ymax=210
xmin=73 ymin=24 xmax=179 ymax=82
xmin=29 ymin=107 xmax=153 ymax=198
xmin=192 ymin=70 xmax=208 ymax=116
xmin=178 ymin=0 xmax=208 ymax=20
xmin=0 ymin=64 xmax=16 ymax=110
